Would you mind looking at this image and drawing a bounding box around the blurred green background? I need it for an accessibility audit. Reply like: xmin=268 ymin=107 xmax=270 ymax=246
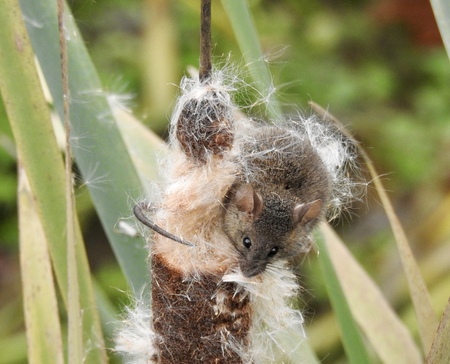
xmin=1 ymin=0 xmax=449 ymax=363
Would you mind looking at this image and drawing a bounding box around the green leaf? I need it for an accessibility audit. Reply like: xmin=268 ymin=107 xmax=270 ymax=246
xmin=113 ymin=105 xmax=166 ymax=188
xmin=320 ymin=223 xmax=423 ymax=364
xmin=311 ymin=101 xmax=438 ymax=354
xmin=18 ymin=168 xmax=64 ymax=364
xmin=19 ymin=0 xmax=149 ymax=293
xmin=0 ymin=0 xmax=68 ymax=295
xmin=316 ymin=226 xmax=372 ymax=364
xmin=0 ymin=1 xmax=106 ymax=362
xmin=56 ymin=1 xmax=84 ymax=361
xmin=221 ymin=0 xmax=282 ymax=119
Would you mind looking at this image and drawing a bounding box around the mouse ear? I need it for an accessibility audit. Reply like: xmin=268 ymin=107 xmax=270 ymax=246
xmin=293 ymin=199 xmax=322 ymax=225
xmin=234 ymin=184 xmax=264 ymax=219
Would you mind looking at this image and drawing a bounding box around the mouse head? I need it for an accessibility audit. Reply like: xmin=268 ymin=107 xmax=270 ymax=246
xmin=223 ymin=183 xmax=322 ymax=277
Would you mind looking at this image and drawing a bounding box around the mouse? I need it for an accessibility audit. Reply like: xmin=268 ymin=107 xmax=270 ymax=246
xmin=223 ymin=125 xmax=331 ymax=277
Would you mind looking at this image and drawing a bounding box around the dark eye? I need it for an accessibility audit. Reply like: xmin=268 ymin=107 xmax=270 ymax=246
xmin=267 ymin=246 xmax=278 ymax=257
xmin=243 ymin=237 xmax=252 ymax=249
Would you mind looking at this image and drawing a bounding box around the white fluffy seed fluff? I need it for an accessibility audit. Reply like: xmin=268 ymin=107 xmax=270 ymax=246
xmin=115 ymin=65 xmax=363 ymax=363
xmin=223 ymin=263 xmax=307 ymax=363
xmin=285 ymin=115 xmax=364 ymax=220
xmin=115 ymin=296 xmax=159 ymax=364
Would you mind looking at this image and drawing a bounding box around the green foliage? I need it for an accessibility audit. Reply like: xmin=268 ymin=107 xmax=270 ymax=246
xmin=1 ymin=0 xmax=450 ymax=363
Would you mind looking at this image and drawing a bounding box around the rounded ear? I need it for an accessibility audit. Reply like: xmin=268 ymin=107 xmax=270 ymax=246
xmin=234 ymin=184 xmax=264 ymax=219
xmin=293 ymin=199 xmax=322 ymax=225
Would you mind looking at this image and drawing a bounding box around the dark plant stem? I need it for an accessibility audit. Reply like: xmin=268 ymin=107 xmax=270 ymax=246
xmin=199 ymin=0 xmax=212 ymax=82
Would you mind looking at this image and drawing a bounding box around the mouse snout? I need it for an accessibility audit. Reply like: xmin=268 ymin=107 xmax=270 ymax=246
xmin=240 ymin=259 xmax=266 ymax=278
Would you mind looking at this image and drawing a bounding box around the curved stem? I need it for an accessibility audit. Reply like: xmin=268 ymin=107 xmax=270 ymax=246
xmin=134 ymin=203 xmax=195 ymax=247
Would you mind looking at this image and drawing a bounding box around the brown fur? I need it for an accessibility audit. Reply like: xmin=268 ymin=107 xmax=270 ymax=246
xmin=223 ymin=126 xmax=331 ymax=277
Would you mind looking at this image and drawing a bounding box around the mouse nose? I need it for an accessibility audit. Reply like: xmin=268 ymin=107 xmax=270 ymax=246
xmin=240 ymin=262 xmax=265 ymax=278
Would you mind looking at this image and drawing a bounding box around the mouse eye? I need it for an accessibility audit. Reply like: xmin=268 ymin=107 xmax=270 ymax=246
xmin=243 ymin=237 xmax=252 ymax=249
xmin=267 ymin=246 xmax=278 ymax=257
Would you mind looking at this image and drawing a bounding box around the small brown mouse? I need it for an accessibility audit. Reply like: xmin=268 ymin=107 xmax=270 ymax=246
xmin=223 ymin=126 xmax=331 ymax=277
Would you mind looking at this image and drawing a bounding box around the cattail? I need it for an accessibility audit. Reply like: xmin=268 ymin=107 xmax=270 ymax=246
xmin=115 ymin=66 xmax=362 ymax=363
xmin=115 ymin=2 xmax=363 ymax=362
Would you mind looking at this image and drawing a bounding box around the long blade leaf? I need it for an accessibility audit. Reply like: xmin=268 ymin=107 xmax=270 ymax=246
xmin=321 ymin=223 xmax=423 ymax=364
xmin=430 ymin=0 xmax=450 ymax=60
xmin=18 ymin=167 xmax=64 ymax=364
xmin=311 ymin=101 xmax=438 ymax=353
xmin=56 ymin=0 xmax=83 ymax=362
xmin=0 ymin=1 xmax=106 ymax=361
xmin=221 ymin=0 xmax=282 ymax=119
xmin=19 ymin=0 xmax=149 ymax=293
xmin=426 ymin=298 xmax=450 ymax=364
xmin=316 ymin=227 xmax=372 ymax=364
